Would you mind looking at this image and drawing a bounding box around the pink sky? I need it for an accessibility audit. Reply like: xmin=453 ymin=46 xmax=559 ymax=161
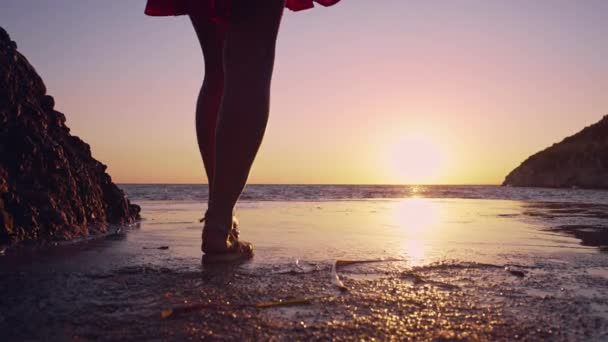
xmin=2 ymin=0 xmax=607 ymax=184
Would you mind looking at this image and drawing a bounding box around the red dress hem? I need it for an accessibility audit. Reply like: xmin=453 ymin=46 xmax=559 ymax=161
xmin=144 ymin=0 xmax=340 ymax=17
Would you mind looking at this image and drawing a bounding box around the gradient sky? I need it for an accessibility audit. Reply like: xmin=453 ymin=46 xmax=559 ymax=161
xmin=1 ymin=0 xmax=607 ymax=184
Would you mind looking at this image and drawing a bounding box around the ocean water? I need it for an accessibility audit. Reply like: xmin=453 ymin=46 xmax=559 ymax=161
xmin=120 ymin=184 xmax=608 ymax=205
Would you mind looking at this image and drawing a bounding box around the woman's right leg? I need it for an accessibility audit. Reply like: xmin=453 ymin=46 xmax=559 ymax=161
xmin=203 ymin=0 xmax=285 ymax=253
xmin=189 ymin=4 xmax=225 ymax=196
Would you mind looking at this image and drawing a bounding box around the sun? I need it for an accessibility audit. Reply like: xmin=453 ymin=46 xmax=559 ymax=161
xmin=385 ymin=134 xmax=445 ymax=184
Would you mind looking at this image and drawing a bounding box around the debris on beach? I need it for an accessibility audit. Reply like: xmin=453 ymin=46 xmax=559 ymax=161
xmin=143 ymin=246 xmax=169 ymax=250
xmin=254 ymin=298 xmax=313 ymax=308
xmin=331 ymin=258 xmax=406 ymax=292
xmin=294 ymin=259 xmax=319 ymax=273
xmin=505 ymin=266 xmax=526 ymax=278
xmin=161 ymin=298 xmax=315 ymax=318
xmin=266 ymin=259 xmax=321 ymax=275
xmin=160 ymin=308 xmax=174 ymax=318
xmin=400 ymin=271 xmax=424 ymax=284
xmin=335 ymin=258 xmax=405 ymax=267
xmin=161 ymin=303 xmax=214 ymax=318
xmin=331 ymin=261 xmax=348 ymax=292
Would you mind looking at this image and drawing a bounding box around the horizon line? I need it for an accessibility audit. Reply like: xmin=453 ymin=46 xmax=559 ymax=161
xmin=116 ymin=183 xmax=503 ymax=186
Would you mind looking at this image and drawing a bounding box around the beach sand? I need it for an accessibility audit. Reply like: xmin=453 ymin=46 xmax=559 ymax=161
xmin=2 ymin=198 xmax=608 ymax=340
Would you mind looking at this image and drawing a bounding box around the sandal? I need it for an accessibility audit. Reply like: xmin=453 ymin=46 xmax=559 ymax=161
xmin=201 ymin=215 xmax=254 ymax=263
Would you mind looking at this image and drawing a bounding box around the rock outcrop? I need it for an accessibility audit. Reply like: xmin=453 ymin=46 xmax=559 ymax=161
xmin=0 ymin=27 xmax=140 ymax=246
xmin=503 ymin=115 xmax=608 ymax=189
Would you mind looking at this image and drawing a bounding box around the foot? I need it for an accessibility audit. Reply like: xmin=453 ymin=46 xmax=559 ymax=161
xmin=201 ymin=216 xmax=253 ymax=262
xmin=200 ymin=215 xmax=238 ymax=253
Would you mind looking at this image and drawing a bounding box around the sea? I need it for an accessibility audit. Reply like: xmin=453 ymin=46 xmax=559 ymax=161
xmin=120 ymin=184 xmax=608 ymax=205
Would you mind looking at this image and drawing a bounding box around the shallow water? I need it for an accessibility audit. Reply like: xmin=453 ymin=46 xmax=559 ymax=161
xmin=2 ymin=198 xmax=608 ymax=340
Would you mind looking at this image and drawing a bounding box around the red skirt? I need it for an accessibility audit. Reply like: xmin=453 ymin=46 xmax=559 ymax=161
xmin=145 ymin=0 xmax=341 ymax=17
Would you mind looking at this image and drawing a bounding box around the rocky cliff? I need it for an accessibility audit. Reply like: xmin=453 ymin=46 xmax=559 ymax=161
xmin=0 ymin=27 xmax=140 ymax=246
xmin=503 ymin=115 xmax=608 ymax=189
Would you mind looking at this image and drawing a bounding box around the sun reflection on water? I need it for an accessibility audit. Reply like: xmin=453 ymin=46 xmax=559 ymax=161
xmin=394 ymin=198 xmax=440 ymax=233
xmin=394 ymin=198 xmax=442 ymax=264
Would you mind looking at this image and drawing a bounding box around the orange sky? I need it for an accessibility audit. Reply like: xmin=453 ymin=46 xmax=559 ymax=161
xmin=2 ymin=0 xmax=607 ymax=184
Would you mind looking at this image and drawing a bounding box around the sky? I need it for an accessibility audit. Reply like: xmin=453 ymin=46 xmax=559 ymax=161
xmin=1 ymin=0 xmax=607 ymax=184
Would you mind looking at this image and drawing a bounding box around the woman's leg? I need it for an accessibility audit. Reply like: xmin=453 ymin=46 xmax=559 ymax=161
xmin=205 ymin=1 xmax=285 ymax=242
xmin=189 ymin=7 xmax=225 ymax=196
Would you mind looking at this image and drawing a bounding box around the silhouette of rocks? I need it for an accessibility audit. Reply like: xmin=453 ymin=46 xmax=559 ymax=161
xmin=0 ymin=27 xmax=140 ymax=246
xmin=503 ymin=115 xmax=608 ymax=189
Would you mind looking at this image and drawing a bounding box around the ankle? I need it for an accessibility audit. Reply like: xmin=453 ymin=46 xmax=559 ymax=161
xmin=204 ymin=207 xmax=233 ymax=229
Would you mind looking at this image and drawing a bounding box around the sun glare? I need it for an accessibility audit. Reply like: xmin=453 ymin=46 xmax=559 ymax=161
xmin=385 ymin=134 xmax=446 ymax=184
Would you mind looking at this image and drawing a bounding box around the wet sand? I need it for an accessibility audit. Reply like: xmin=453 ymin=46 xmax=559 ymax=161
xmin=2 ymin=199 xmax=608 ymax=340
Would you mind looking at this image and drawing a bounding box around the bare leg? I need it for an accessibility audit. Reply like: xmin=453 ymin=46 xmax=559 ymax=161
xmin=204 ymin=1 xmax=285 ymax=251
xmin=189 ymin=7 xmax=225 ymax=195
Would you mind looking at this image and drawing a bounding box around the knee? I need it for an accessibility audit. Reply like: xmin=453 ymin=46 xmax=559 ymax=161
xmin=202 ymin=69 xmax=224 ymax=94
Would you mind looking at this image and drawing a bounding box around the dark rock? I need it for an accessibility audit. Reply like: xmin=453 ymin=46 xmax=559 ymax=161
xmin=0 ymin=27 xmax=140 ymax=246
xmin=503 ymin=115 xmax=608 ymax=189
